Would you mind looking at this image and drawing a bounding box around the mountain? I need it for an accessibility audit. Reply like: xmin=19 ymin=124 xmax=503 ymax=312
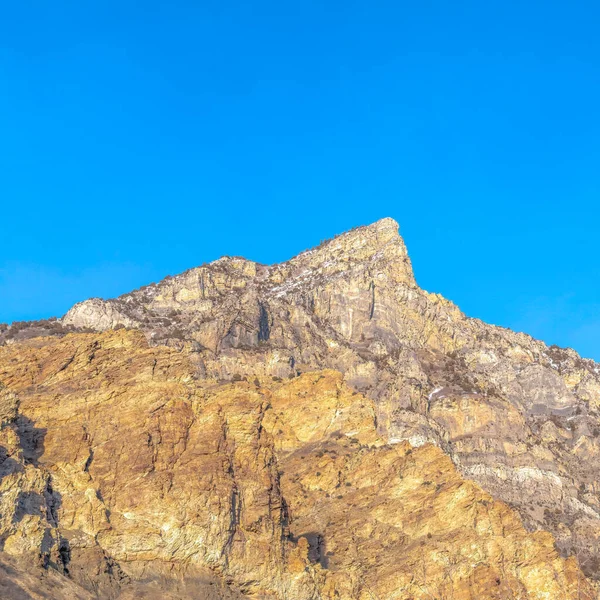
xmin=0 ymin=218 xmax=598 ymax=599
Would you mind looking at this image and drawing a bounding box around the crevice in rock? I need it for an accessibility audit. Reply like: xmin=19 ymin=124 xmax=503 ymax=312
xmin=369 ymin=281 xmax=375 ymax=320
xmin=258 ymin=302 xmax=270 ymax=342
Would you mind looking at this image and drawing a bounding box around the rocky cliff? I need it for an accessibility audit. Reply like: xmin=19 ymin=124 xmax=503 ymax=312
xmin=1 ymin=218 xmax=599 ymax=599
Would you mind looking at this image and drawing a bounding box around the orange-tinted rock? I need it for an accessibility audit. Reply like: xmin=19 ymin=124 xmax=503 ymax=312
xmin=0 ymin=330 xmax=596 ymax=598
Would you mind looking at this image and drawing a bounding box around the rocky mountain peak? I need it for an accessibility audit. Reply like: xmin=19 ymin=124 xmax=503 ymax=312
xmin=60 ymin=218 xmax=416 ymax=338
xmin=1 ymin=218 xmax=600 ymax=599
xmin=276 ymin=216 xmax=415 ymax=288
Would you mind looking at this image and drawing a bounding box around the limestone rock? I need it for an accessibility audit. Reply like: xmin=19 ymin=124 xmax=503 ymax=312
xmin=57 ymin=218 xmax=600 ymax=580
xmin=1 ymin=218 xmax=600 ymax=597
xmin=0 ymin=331 xmax=595 ymax=599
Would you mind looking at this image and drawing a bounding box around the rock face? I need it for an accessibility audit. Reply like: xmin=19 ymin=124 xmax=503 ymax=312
xmin=0 ymin=218 xmax=599 ymax=598
xmin=0 ymin=331 xmax=595 ymax=599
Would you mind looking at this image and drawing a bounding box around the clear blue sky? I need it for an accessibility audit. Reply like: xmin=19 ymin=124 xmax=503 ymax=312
xmin=1 ymin=1 xmax=598 ymax=360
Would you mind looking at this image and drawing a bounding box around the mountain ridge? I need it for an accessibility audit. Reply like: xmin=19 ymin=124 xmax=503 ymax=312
xmin=51 ymin=219 xmax=600 ymax=577
xmin=1 ymin=218 xmax=599 ymax=598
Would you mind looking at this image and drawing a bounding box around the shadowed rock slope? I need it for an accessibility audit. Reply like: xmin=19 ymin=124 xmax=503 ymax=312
xmin=0 ymin=218 xmax=599 ymax=598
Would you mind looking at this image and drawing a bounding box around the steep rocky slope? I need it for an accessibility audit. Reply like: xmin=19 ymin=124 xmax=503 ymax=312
xmin=1 ymin=218 xmax=599 ymax=598
xmin=0 ymin=330 xmax=595 ymax=599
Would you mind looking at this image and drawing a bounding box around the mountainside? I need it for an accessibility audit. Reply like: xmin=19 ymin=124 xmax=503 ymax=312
xmin=1 ymin=218 xmax=599 ymax=599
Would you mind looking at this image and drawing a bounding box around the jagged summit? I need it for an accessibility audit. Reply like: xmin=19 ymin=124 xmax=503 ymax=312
xmin=287 ymin=217 xmax=405 ymax=265
xmin=279 ymin=216 xmax=414 ymax=286
xmin=283 ymin=216 xmax=401 ymax=258
xmin=201 ymin=217 xmax=412 ymax=285
xmin=61 ymin=218 xmax=416 ymax=335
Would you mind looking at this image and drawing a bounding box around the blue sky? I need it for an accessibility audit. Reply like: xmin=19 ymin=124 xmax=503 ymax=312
xmin=1 ymin=1 xmax=598 ymax=360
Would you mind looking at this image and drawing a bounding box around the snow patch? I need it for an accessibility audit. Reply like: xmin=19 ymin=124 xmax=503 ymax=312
xmin=542 ymin=352 xmax=561 ymax=371
xmin=389 ymin=434 xmax=431 ymax=448
xmin=462 ymin=464 xmax=563 ymax=487
xmin=428 ymin=387 xmax=445 ymax=401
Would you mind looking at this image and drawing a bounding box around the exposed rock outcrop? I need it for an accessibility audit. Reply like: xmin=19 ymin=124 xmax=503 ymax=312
xmin=1 ymin=218 xmax=599 ymax=598
xmin=0 ymin=331 xmax=595 ymax=599
xmin=60 ymin=218 xmax=600 ymax=580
